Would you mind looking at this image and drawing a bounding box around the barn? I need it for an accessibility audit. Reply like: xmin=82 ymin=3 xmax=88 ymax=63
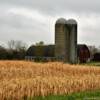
xmin=93 ymin=53 xmax=100 ymax=61
xmin=77 ymin=44 xmax=90 ymax=63
xmin=26 ymin=45 xmax=54 ymax=57
xmin=26 ymin=44 xmax=90 ymax=63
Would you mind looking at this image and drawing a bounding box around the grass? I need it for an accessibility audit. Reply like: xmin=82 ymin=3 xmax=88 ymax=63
xmin=82 ymin=61 xmax=100 ymax=66
xmin=28 ymin=90 xmax=100 ymax=100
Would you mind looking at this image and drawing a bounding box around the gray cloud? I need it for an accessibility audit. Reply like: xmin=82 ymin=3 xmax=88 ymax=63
xmin=1 ymin=0 xmax=100 ymax=15
xmin=0 ymin=0 xmax=100 ymax=47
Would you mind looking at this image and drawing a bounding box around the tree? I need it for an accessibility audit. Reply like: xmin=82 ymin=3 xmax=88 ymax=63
xmin=88 ymin=45 xmax=98 ymax=60
xmin=0 ymin=46 xmax=7 ymax=59
xmin=7 ymin=40 xmax=27 ymax=51
xmin=88 ymin=46 xmax=98 ymax=54
xmin=7 ymin=40 xmax=28 ymax=59
xmin=7 ymin=40 xmax=15 ymax=50
xmin=36 ymin=41 xmax=44 ymax=46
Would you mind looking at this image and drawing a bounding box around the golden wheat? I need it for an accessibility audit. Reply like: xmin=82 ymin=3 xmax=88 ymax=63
xmin=0 ymin=61 xmax=100 ymax=99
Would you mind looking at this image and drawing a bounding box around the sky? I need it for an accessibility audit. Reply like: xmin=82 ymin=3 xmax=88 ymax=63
xmin=0 ymin=0 xmax=100 ymax=47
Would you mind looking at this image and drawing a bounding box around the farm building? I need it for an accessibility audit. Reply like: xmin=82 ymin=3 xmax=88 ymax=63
xmin=93 ymin=53 xmax=100 ymax=61
xmin=26 ymin=44 xmax=90 ymax=63
xmin=26 ymin=45 xmax=54 ymax=57
xmin=77 ymin=44 xmax=90 ymax=63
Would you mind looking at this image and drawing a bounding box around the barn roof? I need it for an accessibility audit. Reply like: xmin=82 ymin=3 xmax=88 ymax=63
xmin=27 ymin=44 xmax=89 ymax=52
xmin=77 ymin=44 xmax=89 ymax=49
xmin=77 ymin=44 xmax=90 ymax=55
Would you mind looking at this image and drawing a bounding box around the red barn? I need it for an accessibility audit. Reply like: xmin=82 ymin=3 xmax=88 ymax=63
xmin=77 ymin=44 xmax=90 ymax=63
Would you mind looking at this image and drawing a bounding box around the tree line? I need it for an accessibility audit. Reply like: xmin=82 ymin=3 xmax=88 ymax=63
xmin=0 ymin=40 xmax=100 ymax=61
xmin=0 ymin=40 xmax=45 ymax=60
xmin=0 ymin=40 xmax=27 ymax=60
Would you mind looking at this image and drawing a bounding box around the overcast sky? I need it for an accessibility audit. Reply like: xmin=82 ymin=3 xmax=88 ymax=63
xmin=0 ymin=0 xmax=100 ymax=47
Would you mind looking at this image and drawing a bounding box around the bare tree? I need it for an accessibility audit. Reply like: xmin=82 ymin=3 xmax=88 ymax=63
xmin=7 ymin=40 xmax=16 ymax=50
xmin=7 ymin=40 xmax=27 ymax=51
xmin=7 ymin=40 xmax=28 ymax=59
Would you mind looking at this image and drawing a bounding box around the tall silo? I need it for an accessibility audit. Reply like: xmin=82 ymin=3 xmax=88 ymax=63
xmin=55 ymin=18 xmax=70 ymax=62
xmin=67 ymin=19 xmax=78 ymax=64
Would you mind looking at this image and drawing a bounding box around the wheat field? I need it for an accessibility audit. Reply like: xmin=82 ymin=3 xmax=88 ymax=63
xmin=0 ymin=61 xmax=100 ymax=99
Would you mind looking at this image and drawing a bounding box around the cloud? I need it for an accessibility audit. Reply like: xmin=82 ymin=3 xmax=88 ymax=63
xmin=0 ymin=0 xmax=100 ymax=47
xmin=0 ymin=5 xmax=54 ymax=46
xmin=1 ymin=0 xmax=100 ymax=15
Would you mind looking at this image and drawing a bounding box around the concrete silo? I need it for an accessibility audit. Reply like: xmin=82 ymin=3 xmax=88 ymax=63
xmin=55 ymin=18 xmax=78 ymax=63
xmin=67 ymin=19 xmax=77 ymax=64
xmin=55 ymin=18 xmax=70 ymax=62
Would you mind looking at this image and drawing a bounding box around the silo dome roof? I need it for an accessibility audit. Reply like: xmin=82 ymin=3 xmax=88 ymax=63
xmin=56 ymin=18 xmax=67 ymax=24
xmin=67 ymin=19 xmax=77 ymax=24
